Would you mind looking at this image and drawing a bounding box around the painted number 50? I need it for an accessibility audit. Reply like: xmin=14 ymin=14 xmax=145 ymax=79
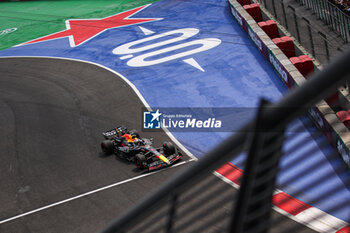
xmin=112 ymin=28 xmax=221 ymax=67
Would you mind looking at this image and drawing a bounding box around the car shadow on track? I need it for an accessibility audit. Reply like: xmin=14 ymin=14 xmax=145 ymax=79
xmin=98 ymin=152 xmax=146 ymax=173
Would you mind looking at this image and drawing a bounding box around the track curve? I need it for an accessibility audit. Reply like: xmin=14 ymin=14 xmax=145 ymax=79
xmin=0 ymin=57 xmax=192 ymax=232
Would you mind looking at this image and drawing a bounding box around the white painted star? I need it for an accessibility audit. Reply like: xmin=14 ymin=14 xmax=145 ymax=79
xmin=151 ymin=109 xmax=162 ymax=122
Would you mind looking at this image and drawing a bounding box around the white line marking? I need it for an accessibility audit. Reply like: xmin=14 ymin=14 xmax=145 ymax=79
xmin=215 ymin=170 xmax=350 ymax=232
xmin=120 ymin=54 xmax=133 ymax=60
xmin=0 ymin=28 xmax=17 ymax=36
xmin=0 ymin=159 xmax=195 ymax=225
xmin=293 ymin=207 xmax=349 ymax=233
xmin=139 ymin=26 xmax=155 ymax=35
xmin=213 ymin=171 xmax=240 ymax=189
xmin=183 ymin=57 xmax=205 ymax=72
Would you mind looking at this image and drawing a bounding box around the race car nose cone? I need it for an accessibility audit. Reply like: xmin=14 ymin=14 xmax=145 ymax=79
xmin=158 ymin=155 xmax=170 ymax=164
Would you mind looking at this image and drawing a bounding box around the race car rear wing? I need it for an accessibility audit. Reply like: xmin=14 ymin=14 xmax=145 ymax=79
xmin=102 ymin=129 xmax=118 ymax=139
xmin=102 ymin=125 xmax=127 ymax=139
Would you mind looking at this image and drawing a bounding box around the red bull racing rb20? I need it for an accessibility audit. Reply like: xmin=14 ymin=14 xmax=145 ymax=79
xmin=100 ymin=126 xmax=183 ymax=171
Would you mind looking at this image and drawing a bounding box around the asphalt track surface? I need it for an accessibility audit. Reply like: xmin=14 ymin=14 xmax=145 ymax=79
xmin=0 ymin=57 xmax=194 ymax=232
xmin=0 ymin=57 xmax=318 ymax=233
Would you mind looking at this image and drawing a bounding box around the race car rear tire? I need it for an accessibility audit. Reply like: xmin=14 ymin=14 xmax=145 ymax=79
xmin=163 ymin=141 xmax=176 ymax=156
xmin=101 ymin=140 xmax=114 ymax=155
xmin=135 ymin=153 xmax=146 ymax=169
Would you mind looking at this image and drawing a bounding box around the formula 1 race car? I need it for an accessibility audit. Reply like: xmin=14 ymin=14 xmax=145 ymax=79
xmin=100 ymin=125 xmax=182 ymax=171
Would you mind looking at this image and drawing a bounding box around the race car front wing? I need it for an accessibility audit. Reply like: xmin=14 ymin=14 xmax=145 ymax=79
xmin=147 ymin=153 xmax=182 ymax=171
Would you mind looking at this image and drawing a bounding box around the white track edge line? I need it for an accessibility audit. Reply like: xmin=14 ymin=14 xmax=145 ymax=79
xmin=0 ymin=159 xmax=195 ymax=225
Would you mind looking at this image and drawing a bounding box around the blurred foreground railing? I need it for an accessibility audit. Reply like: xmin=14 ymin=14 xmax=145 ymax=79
xmin=100 ymin=49 xmax=350 ymax=233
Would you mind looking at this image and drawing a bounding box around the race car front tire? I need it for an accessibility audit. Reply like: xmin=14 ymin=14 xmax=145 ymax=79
xmin=163 ymin=141 xmax=176 ymax=156
xmin=135 ymin=153 xmax=146 ymax=169
xmin=101 ymin=140 xmax=114 ymax=155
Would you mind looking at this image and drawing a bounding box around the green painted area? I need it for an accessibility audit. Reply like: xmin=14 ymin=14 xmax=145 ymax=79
xmin=0 ymin=0 xmax=159 ymax=51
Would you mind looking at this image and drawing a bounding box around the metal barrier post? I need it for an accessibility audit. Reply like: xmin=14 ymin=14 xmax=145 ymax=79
xmin=338 ymin=9 xmax=345 ymax=39
xmin=305 ymin=0 xmax=311 ymax=9
xmin=323 ymin=0 xmax=331 ymax=25
xmin=166 ymin=193 xmax=178 ymax=233
xmin=340 ymin=10 xmax=346 ymax=39
xmin=310 ymin=0 xmax=315 ymax=13
xmin=288 ymin=5 xmax=301 ymax=41
xmin=318 ymin=0 xmax=324 ymax=21
xmin=322 ymin=0 xmax=330 ymax=23
xmin=330 ymin=4 xmax=337 ymax=35
xmin=313 ymin=0 xmax=318 ymax=15
xmin=344 ymin=15 xmax=349 ymax=42
xmin=229 ymin=99 xmax=285 ymax=233
xmin=345 ymin=17 xmax=350 ymax=42
xmin=318 ymin=31 xmax=330 ymax=62
xmin=302 ymin=17 xmax=315 ymax=57
xmin=281 ymin=1 xmax=288 ymax=29
xmin=314 ymin=0 xmax=322 ymax=19
xmin=271 ymin=0 xmax=277 ymax=18
xmin=340 ymin=12 xmax=349 ymax=43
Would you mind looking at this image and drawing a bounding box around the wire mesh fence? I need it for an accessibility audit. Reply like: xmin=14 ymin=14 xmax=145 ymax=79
xmin=298 ymin=0 xmax=350 ymax=42
xmin=255 ymin=0 xmax=349 ymax=64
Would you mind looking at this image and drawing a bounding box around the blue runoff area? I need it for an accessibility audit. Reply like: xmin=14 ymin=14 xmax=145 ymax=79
xmin=1 ymin=0 xmax=349 ymax=223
